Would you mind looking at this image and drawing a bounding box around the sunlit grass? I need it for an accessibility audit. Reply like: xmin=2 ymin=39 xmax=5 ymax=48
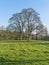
xmin=0 ymin=40 xmax=49 ymax=65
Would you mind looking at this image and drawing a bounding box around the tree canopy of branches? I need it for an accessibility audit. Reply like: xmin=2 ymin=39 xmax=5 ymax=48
xmin=6 ymin=8 xmax=48 ymax=41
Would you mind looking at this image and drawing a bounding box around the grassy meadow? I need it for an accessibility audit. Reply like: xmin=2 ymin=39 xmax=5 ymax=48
xmin=0 ymin=40 xmax=49 ymax=65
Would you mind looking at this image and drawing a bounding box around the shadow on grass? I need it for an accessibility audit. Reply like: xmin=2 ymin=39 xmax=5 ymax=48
xmin=0 ymin=57 xmax=49 ymax=65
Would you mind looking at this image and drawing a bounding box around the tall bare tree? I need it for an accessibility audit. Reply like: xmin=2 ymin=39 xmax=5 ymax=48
xmin=7 ymin=8 xmax=45 ymax=41
xmin=21 ymin=8 xmax=42 ymax=41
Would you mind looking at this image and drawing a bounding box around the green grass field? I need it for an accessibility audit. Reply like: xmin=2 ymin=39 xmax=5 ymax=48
xmin=0 ymin=40 xmax=49 ymax=65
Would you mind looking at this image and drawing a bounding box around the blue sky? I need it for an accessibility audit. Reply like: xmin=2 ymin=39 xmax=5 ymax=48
xmin=0 ymin=0 xmax=49 ymax=31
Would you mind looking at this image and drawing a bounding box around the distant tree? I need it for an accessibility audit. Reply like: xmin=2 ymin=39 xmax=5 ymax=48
xmin=35 ymin=24 xmax=48 ymax=40
xmin=35 ymin=24 xmax=44 ymax=40
xmin=0 ymin=26 xmax=5 ymax=30
xmin=43 ymin=27 xmax=48 ymax=40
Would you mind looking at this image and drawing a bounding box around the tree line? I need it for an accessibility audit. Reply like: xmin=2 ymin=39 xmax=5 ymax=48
xmin=0 ymin=8 xmax=49 ymax=41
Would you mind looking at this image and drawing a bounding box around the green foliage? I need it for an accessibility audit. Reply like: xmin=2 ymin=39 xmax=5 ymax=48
xmin=0 ymin=40 xmax=49 ymax=65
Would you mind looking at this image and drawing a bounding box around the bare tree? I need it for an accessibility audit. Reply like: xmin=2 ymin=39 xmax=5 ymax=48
xmin=21 ymin=8 xmax=42 ymax=41
xmin=7 ymin=8 xmax=45 ymax=41
xmin=7 ymin=12 xmax=27 ymax=40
